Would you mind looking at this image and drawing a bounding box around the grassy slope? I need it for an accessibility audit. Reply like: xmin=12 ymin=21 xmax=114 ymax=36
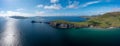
xmin=88 ymin=12 xmax=120 ymax=28
xmin=53 ymin=12 xmax=120 ymax=28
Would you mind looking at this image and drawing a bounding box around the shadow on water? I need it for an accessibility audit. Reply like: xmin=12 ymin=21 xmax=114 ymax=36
xmin=59 ymin=28 xmax=120 ymax=46
xmin=1 ymin=17 xmax=120 ymax=46
xmin=11 ymin=18 xmax=120 ymax=46
xmin=16 ymin=19 xmax=63 ymax=46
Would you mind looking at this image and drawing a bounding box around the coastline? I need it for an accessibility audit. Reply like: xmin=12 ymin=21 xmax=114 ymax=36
xmin=48 ymin=12 xmax=120 ymax=29
xmin=48 ymin=21 xmax=119 ymax=29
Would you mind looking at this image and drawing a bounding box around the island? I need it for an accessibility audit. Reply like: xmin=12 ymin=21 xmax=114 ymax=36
xmin=10 ymin=16 xmax=29 ymax=19
xmin=49 ymin=12 xmax=120 ymax=29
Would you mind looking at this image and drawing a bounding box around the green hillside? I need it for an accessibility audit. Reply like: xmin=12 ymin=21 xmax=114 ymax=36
xmin=51 ymin=12 xmax=120 ymax=28
xmin=86 ymin=12 xmax=120 ymax=28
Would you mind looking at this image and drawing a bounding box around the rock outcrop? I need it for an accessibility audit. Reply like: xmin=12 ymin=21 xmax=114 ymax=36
xmin=49 ymin=22 xmax=74 ymax=29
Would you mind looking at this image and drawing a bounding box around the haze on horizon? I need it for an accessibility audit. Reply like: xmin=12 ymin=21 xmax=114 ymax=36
xmin=0 ymin=0 xmax=119 ymax=17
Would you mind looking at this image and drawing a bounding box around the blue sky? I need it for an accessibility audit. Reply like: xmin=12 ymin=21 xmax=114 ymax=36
xmin=0 ymin=0 xmax=119 ymax=16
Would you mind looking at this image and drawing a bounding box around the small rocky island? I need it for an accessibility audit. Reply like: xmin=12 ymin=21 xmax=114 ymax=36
xmin=49 ymin=12 xmax=120 ymax=29
xmin=10 ymin=16 xmax=28 ymax=19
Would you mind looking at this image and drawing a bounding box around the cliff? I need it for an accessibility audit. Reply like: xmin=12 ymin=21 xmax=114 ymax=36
xmin=49 ymin=12 xmax=120 ymax=29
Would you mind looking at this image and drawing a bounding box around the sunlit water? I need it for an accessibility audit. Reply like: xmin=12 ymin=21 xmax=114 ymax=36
xmin=0 ymin=16 xmax=120 ymax=46
xmin=0 ymin=17 xmax=21 ymax=46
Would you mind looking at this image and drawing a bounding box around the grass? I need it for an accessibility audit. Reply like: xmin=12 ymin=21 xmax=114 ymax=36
xmin=52 ymin=12 xmax=120 ymax=28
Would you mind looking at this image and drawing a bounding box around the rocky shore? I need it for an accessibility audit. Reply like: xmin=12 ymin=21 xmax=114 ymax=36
xmin=49 ymin=22 xmax=74 ymax=28
xmin=48 ymin=21 xmax=119 ymax=29
xmin=31 ymin=20 xmax=119 ymax=29
xmin=48 ymin=21 xmax=89 ymax=29
xmin=31 ymin=12 xmax=120 ymax=29
xmin=48 ymin=12 xmax=120 ymax=29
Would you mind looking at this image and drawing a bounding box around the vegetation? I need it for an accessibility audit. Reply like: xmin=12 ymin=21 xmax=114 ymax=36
xmin=88 ymin=12 xmax=120 ymax=28
xmin=51 ymin=12 xmax=120 ymax=28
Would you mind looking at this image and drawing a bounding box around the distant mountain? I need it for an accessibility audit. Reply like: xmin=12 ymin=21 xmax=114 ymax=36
xmin=10 ymin=16 xmax=29 ymax=19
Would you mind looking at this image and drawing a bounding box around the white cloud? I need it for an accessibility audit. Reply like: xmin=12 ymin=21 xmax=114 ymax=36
xmin=66 ymin=0 xmax=101 ymax=9
xmin=112 ymin=8 xmax=120 ymax=12
xmin=0 ymin=10 xmax=49 ymax=17
xmin=37 ymin=4 xmax=44 ymax=8
xmin=44 ymin=4 xmax=62 ymax=10
xmin=67 ymin=1 xmax=79 ymax=9
xmin=36 ymin=11 xmax=45 ymax=16
xmin=81 ymin=0 xmax=101 ymax=8
xmin=16 ymin=8 xmax=25 ymax=11
xmin=50 ymin=0 xmax=58 ymax=3
xmin=0 ymin=11 xmax=35 ymax=17
xmin=36 ymin=4 xmax=62 ymax=10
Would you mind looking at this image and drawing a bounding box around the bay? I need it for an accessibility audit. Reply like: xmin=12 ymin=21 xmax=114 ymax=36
xmin=0 ymin=16 xmax=120 ymax=46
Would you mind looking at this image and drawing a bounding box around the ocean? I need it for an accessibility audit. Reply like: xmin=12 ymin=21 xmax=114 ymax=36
xmin=0 ymin=16 xmax=120 ymax=46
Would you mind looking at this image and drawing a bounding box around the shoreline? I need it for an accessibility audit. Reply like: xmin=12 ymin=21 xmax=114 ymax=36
xmin=48 ymin=21 xmax=119 ymax=29
xmin=30 ymin=20 xmax=119 ymax=29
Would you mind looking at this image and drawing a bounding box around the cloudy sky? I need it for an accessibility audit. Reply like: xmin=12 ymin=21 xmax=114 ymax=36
xmin=0 ymin=0 xmax=119 ymax=17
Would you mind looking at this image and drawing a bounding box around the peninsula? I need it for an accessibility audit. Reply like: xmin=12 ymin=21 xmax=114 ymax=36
xmin=49 ymin=12 xmax=120 ymax=29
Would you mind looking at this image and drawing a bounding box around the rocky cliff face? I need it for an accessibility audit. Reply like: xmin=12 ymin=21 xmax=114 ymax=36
xmin=49 ymin=12 xmax=120 ymax=29
xmin=49 ymin=22 xmax=88 ymax=29
xmin=49 ymin=22 xmax=74 ymax=29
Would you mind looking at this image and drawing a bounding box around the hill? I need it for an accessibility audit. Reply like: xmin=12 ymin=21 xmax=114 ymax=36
xmin=49 ymin=12 xmax=120 ymax=28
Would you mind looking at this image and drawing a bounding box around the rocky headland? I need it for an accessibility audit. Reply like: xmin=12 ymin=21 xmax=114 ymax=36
xmin=49 ymin=12 xmax=120 ymax=29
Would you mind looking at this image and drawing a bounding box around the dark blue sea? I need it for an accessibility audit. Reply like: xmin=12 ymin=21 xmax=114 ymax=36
xmin=0 ymin=16 xmax=120 ymax=46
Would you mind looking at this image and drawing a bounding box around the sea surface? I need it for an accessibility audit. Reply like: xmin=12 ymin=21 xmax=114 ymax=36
xmin=0 ymin=16 xmax=120 ymax=46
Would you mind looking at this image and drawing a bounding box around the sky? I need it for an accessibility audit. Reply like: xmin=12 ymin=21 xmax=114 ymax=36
xmin=0 ymin=0 xmax=119 ymax=17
